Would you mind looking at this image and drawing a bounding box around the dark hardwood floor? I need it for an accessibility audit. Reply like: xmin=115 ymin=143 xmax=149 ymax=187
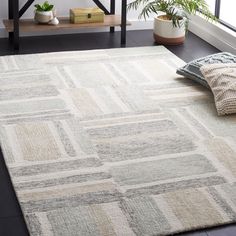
xmin=0 ymin=30 xmax=220 ymax=62
xmin=0 ymin=30 xmax=236 ymax=236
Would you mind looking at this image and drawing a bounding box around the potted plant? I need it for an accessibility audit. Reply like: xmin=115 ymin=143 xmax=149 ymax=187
xmin=128 ymin=0 xmax=215 ymax=45
xmin=34 ymin=1 xmax=54 ymax=24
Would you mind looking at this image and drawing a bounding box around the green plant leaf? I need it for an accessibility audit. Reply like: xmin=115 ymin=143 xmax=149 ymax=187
xmin=127 ymin=0 xmax=216 ymax=30
xmin=34 ymin=1 xmax=54 ymax=11
xmin=34 ymin=4 xmax=44 ymax=11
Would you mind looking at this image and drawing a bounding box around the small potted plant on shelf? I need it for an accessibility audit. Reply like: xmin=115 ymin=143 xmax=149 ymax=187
xmin=34 ymin=1 xmax=59 ymax=25
xmin=128 ymin=0 xmax=215 ymax=45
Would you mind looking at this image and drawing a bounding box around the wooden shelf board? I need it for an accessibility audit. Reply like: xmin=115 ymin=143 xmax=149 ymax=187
xmin=3 ymin=15 xmax=131 ymax=33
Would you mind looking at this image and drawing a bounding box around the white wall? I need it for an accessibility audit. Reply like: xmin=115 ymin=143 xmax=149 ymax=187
xmin=189 ymin=14 xmax=236 ymax=54
xmin=0 ymin=0 xmax=153 ymax=38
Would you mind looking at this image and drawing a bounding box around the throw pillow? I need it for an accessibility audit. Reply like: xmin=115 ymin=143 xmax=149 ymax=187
xmin=176 ymin=52 xmax=236 ymax=88
xmin=200 ymin=63 xmax=236 ymax=116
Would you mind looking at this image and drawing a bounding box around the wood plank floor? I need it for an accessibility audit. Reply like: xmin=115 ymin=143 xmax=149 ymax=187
xmin=0 ymin=30 xmax=236 ymax=236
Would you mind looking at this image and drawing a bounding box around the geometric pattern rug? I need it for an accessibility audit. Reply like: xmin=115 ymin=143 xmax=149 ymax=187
xmin=1 ymin=46 xmax=236 ymax=236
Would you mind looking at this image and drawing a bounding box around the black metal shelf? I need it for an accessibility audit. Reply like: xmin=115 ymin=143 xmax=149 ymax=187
xmin=6 ymin=0 xmax=128 ymax=50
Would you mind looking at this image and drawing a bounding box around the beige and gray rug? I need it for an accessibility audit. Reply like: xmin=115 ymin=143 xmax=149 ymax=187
xmin=1 ymin=46 xmax=236 ymax=236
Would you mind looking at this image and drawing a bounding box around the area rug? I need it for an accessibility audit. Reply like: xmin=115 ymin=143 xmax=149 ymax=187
xmin=1 ymin=46 xmax=236 ymax=236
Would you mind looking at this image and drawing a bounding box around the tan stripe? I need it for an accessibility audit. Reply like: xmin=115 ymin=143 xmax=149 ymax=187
xmin=18 ymin=181 xmax=116 ymax=202
xmin=141 ymin=59 xmax=177 ymax=81
xmin=153 ymin=195 xmax=183 ymax=231
xmin=205 ymin=138 xmax=236 ymax=179
xmin=15 ymin=123 xmax=61 ymax=161
xmin=69 ymin=88 xmax=103 ymax=116
xmin=165 ymin=188 xmax=224 ymax=228
xmin=91 ymin=204 xmax=116 ymax=236
xmin=102 ymin=202 xmax=136 ymax=236
xmin=200 ymin=188 xmax=230 ymax=221
xmin=18 ymin=179 xmax=113 ymax=194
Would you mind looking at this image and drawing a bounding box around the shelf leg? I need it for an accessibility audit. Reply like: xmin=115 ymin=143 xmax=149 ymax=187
xmin=8 ymin=0 xmax=13 ymax=42
xmin=110 ymin=0 xmax=115 ymax=33
xmin=121 ymin=0 xmax=127 ymax=46
xmin=13 ymin=0 xmax=20 ymax=50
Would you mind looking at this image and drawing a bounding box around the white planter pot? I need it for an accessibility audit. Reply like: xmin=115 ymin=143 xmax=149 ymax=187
xmin=153 ymin=15 xmax=186 ymax=45
xmin=34 ymin=11 xmax=54 ymax=24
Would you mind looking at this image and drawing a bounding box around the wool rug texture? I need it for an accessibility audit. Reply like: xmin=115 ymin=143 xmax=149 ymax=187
xmin=1 ymin=46 xmax=236 ymax=236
